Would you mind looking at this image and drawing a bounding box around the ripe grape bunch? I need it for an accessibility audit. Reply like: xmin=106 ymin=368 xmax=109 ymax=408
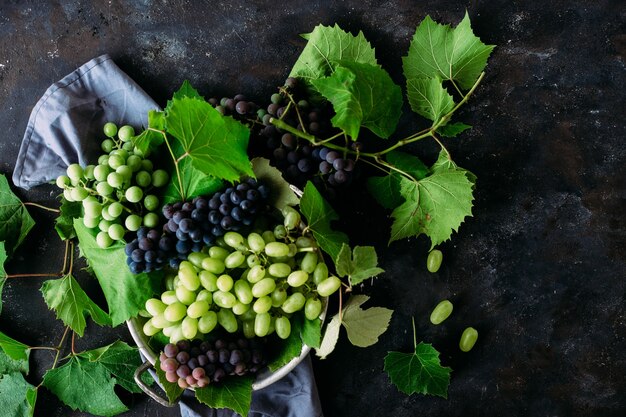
xmin=56 ymin=122 xmax=169 ymax=248
xmin=124 ymin=179 xmax=270 ymax=273
xmin=141 ymin=206 xmax=342 ymax=344
xmin=159 ymin=338 xmax=266 ymax=389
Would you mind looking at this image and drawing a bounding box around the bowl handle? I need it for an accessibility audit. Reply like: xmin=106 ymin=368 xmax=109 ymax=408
xmin=134 ymin=361 xmax=178 ymax=407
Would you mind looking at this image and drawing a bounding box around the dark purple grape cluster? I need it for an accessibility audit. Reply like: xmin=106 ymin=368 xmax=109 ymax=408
xmin=316 ymin=147 xmax=356 ymax=187
xmin=208 ymin=94 xmax=260 ymax=120
xmin=159 ymin=338 xmax=266 ymax=389
xmin=125 ymin=227 xmax=174 ymax=274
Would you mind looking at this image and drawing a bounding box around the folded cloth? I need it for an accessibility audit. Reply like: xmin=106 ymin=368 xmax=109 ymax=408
xmin=13 ymin=54 xmax=158 ymax=190
xmin=14 ymin=55 xmax=324 ymax=417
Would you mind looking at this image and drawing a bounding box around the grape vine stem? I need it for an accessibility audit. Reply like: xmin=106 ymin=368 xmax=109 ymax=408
xmin=148 ymin=128 xmax=185 ymax=201
xmin=23 ymin=202 xmax=60 ymax=213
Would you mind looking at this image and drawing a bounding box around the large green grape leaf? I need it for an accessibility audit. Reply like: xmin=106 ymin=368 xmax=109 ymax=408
xmin=0 ymin=330 xmax=30 ymax=373
xmin=402 ymin=12 xmax=495 ymax=90
xmin=406 ymin=77 xmax=455 ymax=124
xmin=82 ymin=341 xmax=144 ymax=394
xmin=341 ymin=295 xmax=393 ymax=347
xmin=162 ymin=154 xmax=225 ymax=204
xmin=164 ymin=96 xmax=253 ymax=182
xmin=0 ymin=174 xmax=35 ymax=257
xmin=251 ymin=157 xmax=299 ymax=211
xmin=315 ymin=312 xmax=341 ymax=360
xmin=73 ymin=219 xmax=161 ymax=326
xmin=389 ymin=169 xmax=474 ymax=248
xmin=311 ymin=62 xmax=402 ymax=139
xmin=195 ymin=375 xmax=254 ymax=417
xmin=41 ymin=274 xmax=110 ymax=337
xmin=299 ymin=182 xmax=349 ymax=263
xmin=54 ymin=197 xmax=82 ymax=241
xmin=335 ymin=244 xmax=385 ymax=286
xmin=289 ymin=24 xmax=378 ymax=86
xmin=384 ymin=342 xmax=452 ymax=398
xmin=0 ymin=372 xmax=37 ymax=417
xmin=42 ymin=355 xmax=127 ymax=416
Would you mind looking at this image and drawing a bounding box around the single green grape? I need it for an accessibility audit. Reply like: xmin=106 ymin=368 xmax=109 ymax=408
xmin=70 ymin=187 xmax=89 ymax=202
xmin=275 ymin=316 xmax=291 ymax=339
xmin=83 ymin=216 xmax=99 ymax=229
xmin=217 ymin=308 xmax=238 ymax=333
xmin=430 ymin=300 xmax=453 ymax=325
xmin=124 ymin=214 xmax=142 ymax=231
xmin=107 ymin=201 xmax=124 ymax=218
xmin=122 ymin=141 xmax=134 ymax=151
xmin=164 ymin=302 xmax=186 ymax=322
xmin=135 ymin=170 xmax=152 ymax=187
xmin=96 ymin=231 xmax=113 ymax=248
xmin=305 ymin=297 xmax=323 ymax=320
xmin=125 ymin=186 xmax=143 ymax=203
xmin=101 ymin=138 xmax=115 ymax=153
xmin=126 ymin=155 xmax=142 ymax=172
xmin=264 ymin=242 xmax=290 ymax=257
xmin=96 ymin=181 xmax=113 ymax=196
xmin=216 ymin=274 xmax=234 ymax=292
xmin=118 ymin=125 xmax=135 ymax=142
xmin=66 ymin=163 xmax=83 ymax=181
xmin=103 ymin=122 xmax=118 ymax=138
xmin=201 ymin=257 xmax=225 ymax=274
xmin=151 ymin=169 xmax=169 ymax=187
xmin=427 ymin=249 xmax=443 ymax=273
xmin=143 ymin=194 xmax=159 ymax=211
xmin=251 ymin=277 xmax=276 ymax=298
xmin=141 ymin=159 xmax=153 ymax=172
xmin=224 ymin=251 xmax=245 ymax=269
xmin=93 ymin=164 xmax=110 ymax=182
xmin=84 ymin=165 xmax=95 ymax=180
xmin=145 ymin=298 xmax=166 ymax=316
xmin=316 ymin=276 xmax=342 ymax=297
xmin=198 ymin=311 xmax=218 ymax=334
xmin=459 ymin=327 xmax=478 ymax=352
xmin=107 ymin=154 xmax=125 ymax=170
xmin=253 ymin=296 xmax=273 ymax=314
xmin=56 ymin=175 xmax=70 ymax=189
xmin=98 ymin=154 xmax=109 ymax=165
xmin=254 ymin=312 xmax=271 ymax=337
xmin=98 ymin=219 xmax=111 ymax=232
xmin=281 ymin=292 xmax=306 ymax=313
xmin=107 ymin=223 xmax=125 ymax=240
xmin=116 ymin=165 xmax=132 ymax=182
xmin=143 ymin=212 xmax=159 ymax=228
xmin=106 ymin=172 xmax=123 ymax=188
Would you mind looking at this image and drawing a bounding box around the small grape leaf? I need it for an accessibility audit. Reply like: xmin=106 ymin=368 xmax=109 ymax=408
xmin=341 ymin=295 xmax=393 ymax=347
xmin=165 ymin=96 xmax=253 ymax=182
xmin=267 ymin=313 xmax=304 ymax=372
xmin=384 ymin=342 xmax=452 ymax=398
xmin=0 ymin=241 xmax=7 ymax=313
xmin=387 ymin=151 xmax=429 ymax=180
xmin=154 ymin=356 xmax=184 ymax=403
xmin=289 ymin=24 xmax=378 ymax=87
xmin=430 ymin=151 xmax=477 ymax=185
xmin=42 ymin=355 xmax=127 ymax=416
xmin=195 ymin=375 xmax=254 ymax=417
xmin=335 ymin=244 xmax=385 ymax=286
xmin=301 ymin=317 xmax=322 ymax=349
xmin=132 ymin=110 xmax=165 ymax=156
xmin=0 ymin=372 xmax=37 ymax=417
xmin=311 ymin=62 xmax=402 ymax=140
xmin=41 ymin=274 xmax=111 ymax=337
xmin=402 ymin=12 xmax=495 ymax=90
xmin=0 ymin=330 xmax=30 ymax=373
xmin=74 ymin=219 xmax=161 ymax=326
xmin=406 ymin=77 xmax=455 ymax=124
xmin=83 ymin=341 xmax=144 ymax=393
xmin=315 ymin=312 xmax=341 ymax=359
xmin=299 ymin=181 xmax=349 ymax=263
xmin=437 ymin=122 xmax=472 ymax=138
xmin=0 ymin=174 xmax=35 ymax=257
xmin=389 ymin=170 xmax=474 ymax=248
xmin=54 ymin=196 xmax=82 ymax=241
xmin=251 ymin=157 xmax=299 ymax=211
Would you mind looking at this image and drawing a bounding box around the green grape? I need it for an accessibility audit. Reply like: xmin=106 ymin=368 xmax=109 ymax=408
xmin=56 ymin=175 xmax=70 ymax=188
xmin=246 ymin=254 xmax=261 ymax=268
xmin=208 ymin=246 xmax=230 ymax=260
xmin=93 ymin=164 xmax=110 ymax=182
xmin=247 ymin=265 xmax=266 ymax=283
xmin=124 ymin=214 xmax=142 ymax=232
xmin=133 ymin=147 xmax=145 ymax=157
xmin=317 ymin=276 xmax=342 ymax=297
xmin=70 ymin=187 xmax=89 ymax=201
xmin=247 ymin=232 xmax=265 ymax=253
xmin=84 ymin=165 xmax=95 ymax=180
xmin=107 ymin=172 xmax=123 ymax=188
xmin=224 ymin=232 xmax=245 ymax=250
xmin=283 ymin=211 xmax=300 ymax=231
xmin=232 ymin=301 xmax=250 ymax=315
xmin=264 ymin=242 xmax=290 ymax=257
xmin=233 ymin=280 xmax=253 ymax=304
xmin=201 ymin=257 xmax=226 ymax=274
xmin=213 ymin=291 xmax=237 ymax=309
xmin=164 ymin=302 xmax=187 ymax=322
xmin=103 ymin=122 xmax=118 ymax=137
xmin=100 ymin=206 xmax=115 ymax=221
xmin=126 ymin=155 xmax=142 ymax=172
xmin=270 ymin=93 xmax=282 ymax=104
xmin=251 ymin=277 xmax=276 ymax=298
xmin=122 ymin=141 xmax=134 ymax=151
xmin=287 ymin=270 xmax=309 ymax=287
xmin=175 ymin=286 xmax=196 ymax=305
xmin=161 ymin=290 xmax=179 ymax=305
xmin=164 ymin=274 xmax=176 ymax=291
xmin=261 ymin=230 xmax=276 ymax=243
xmin=254 ymin=312 xmax=271 ymax=337
xmin=142 ymin=320 xmax=160 ymax=337
xmin=268 ymin=263 xmax=291 ymax=278
xmin=253 ymin=296 xmax=272 ymax=314
xmin=143 ymin=212 xmax=159 ymax=228
xmin=305 ymin=297 xmax=323 ymax=320
xmin=143 ymin=194 xmax=159 ymax=211
xmin=181 ymin=316 xmax=198 ymax=339
xmin=98 ymin=219 xmax=111 ymax=232
xmin=98 ymin=154 xmax=109 ymax=165
xmin=151 ymin=315 xmax=173 ymax=329
xmin=179 ymin=267 xmax=200 ymax=291
xmin=273 ymin=224 xmax=287 ymax=239
xmin=242 ymin=320 xmax=256 ymax=339
xmin=151 ymin=169 xmax=169 ymax=187
xmin=295 ymin=236 xmax=316 ymax=249
xmin=101 ymin=139 xmax=115 ymax=154
xmin=141 ymin=159 xmax=153 ymax=172
xmin=459 ymin=327 xmax=478 ymax=352
xmin=135 ymin=170 xmax=152 ymax=187
xmin=240 ymin=308 xmax=256 ymax=322
xmin=196 ymin=289 xmax=213 ymax=304
xmin=66 ymin=163 xmax=83 ymax=181
xmin=198 ymin=311 xmax=218 ymax=334
xmin=82 ymin=198 xmax=102 ymax=218
xmin=271 ymin=287 xmax=288 ymax=308
xmin=125 ymin=186 xmax=143 ymax=203
xmin=107 ymin=154 xmax=125 ymax=170
xmin=96 ymin=231 xmax=113 ymax=248
xmin=216 ymin=274 xmax=234 ymax=292
xmin=199 ymin=270 xmax=218 ymax=291
xmin=188 ymin=252 xmax=208 ymax=269
xmin=430 ymin=300 xmax=453 ymax=325
xmin=107 ymin=201 xmax=124 ymax=218
xmin=217 ymin=308 xmax=238 ymax=333
xmin=223 ymin=251 xmax=244 ymax=269
xmin=281 ymin=293 xmax=306 ymax=313
xmin=287 ymin=243 xmax=298 ymax=257
xmin=275 ymin=316 xmax=291 ymax=339
xmin=62 ymin=188 xmax=74 ymax=202
xmin=108 ymin=223 xmax=125 ymax=240
xmin=300 ymin=252 xmax=318 ymax=274
xmin=145 ymin=298 xmax=166 ymax=316
xmin=427 ymin=249 xmax=443 ymax=273
xmin=83 ymin=216 xmax=99 ymax=228
xmin=118 ymin=125 xmax=135 ymax=142
xmin=116 ymin=165 xmax=132 ymax=182
xmin=96 ymin=181 xmax=113 ymax=196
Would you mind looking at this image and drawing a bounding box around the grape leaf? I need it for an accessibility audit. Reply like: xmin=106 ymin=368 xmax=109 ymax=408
xmin=402 ymin=12 xmax=495 ymax=90
xmin=40 ymin=274 xmax=111 ymax=337
xmin=341 ymin=295 xmax=393 ymax=347
xmin=54 ymin=197 xmax=82 ymax=241
xmin=165 ymin=96 xmax=253 ymax=182
xmin=311 ymin=62 xmax=402 ymax=139
xmin=154 ymin=356 xmax=184 ymax=403
xmin=251 ymin=157 xmax=299 ymax=211
xmin=0 ymin=330 xmax=30 ymax=373
xmin=0 ymin=372 xmax=37 ymax=417
xmin=315 ymin=312 xmax=341 ymax=359
xmin=299 ymin=181 xmax=349 ymax=263
xmin=195 ymin=375 xmax=254 ymax=417
xmin=0 ymin=174 xmax=35 ymax=257
xmin=335 ymin=244 xmax=385 ymax=286
xmin=430 ymin=151 xmax=477 ymax=185
xmin=82 ymin=341 xmax=144 ymax=394
xmin=301 ymin=317 xmax=322 ymax=349
xmin=0 ymin=241 xmax=7 ymax=313
xmin=289 ymin=24 xmax=378 ymax=86
xmin=406 ymin=77 xmax=455 ymax=124
xmin=171 ymin=79 xmax=203 ymax=103
xmin=437 ymin=122 xmax=472 ymax=137
xmin=389 ymin=170 xmax=474 ymax=248
xmin=267 ymin=313 xmax=304 ymax=372
xmin=387 ymin=150 xmax=429 ymax=180
xmin=162 ymin=155 xmax=225 ymax=204
xmin=42 ymin=355 xmax=127 ymax=416
xmin=73 ymin=219 xmax=161 ymax=326
xmin=131 ymin=110 xmax=165 ymax=156
xmin=384 ymin=342 xmax=452 ymax=398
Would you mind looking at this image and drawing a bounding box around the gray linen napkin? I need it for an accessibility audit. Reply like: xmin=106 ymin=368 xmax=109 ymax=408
xmin=13 ymin=54 xmax=323 ymax=417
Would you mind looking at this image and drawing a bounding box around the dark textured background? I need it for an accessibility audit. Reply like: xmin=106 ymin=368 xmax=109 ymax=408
xmin=1 ymin=1 xmax=625 ymax=416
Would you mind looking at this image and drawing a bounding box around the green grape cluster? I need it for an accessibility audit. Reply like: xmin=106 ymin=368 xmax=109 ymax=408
xmin=55 ymin=122 xmax=169 ymax=248
xmin=142 ymin=207 xmax=342 ymax=343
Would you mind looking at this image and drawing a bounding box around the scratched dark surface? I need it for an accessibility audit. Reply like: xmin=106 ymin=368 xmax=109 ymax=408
xmin=0 ymin=1 xmax=625 ymax=416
